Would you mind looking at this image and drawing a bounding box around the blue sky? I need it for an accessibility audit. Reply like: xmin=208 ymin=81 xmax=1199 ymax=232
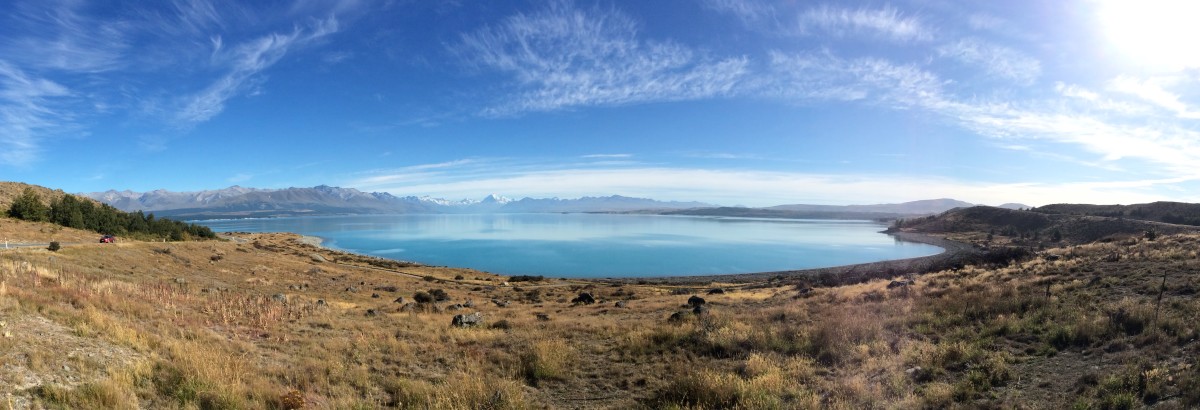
xmin=2 ymin=0 xmax=1199 ymax=206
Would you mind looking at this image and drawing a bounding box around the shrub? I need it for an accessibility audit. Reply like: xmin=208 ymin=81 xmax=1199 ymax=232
xmin=428 ymin=289 xmax=450 ymax=302
xmin=47 ymin=241 xmax=61 ymax=252
xmin=509 ymin=275 xmax=544 ymax=282
xmin=413 ymin=291 xmax=434 ymax=304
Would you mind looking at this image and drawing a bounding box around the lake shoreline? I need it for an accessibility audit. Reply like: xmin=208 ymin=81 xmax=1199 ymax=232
xmin=596 ymin=231 xmax=978 ymax=284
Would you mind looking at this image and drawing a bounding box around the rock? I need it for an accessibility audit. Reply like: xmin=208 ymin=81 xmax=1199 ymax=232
xmin=310 ymin=253 xmax=327 ymax=263
xmin=887 ymin=280 xmax=913 ymax=289
xmin=393 ymin=297 xmax=405 ymax=304
xmin=451 ymin=312 xmax=484 ymax=327
xmin=614 ymin=300 xmax=627 ymax=308
xmin=316 ymin=299 xmax=326 ymax=306
xmin=446 ymin=304 xmax=464 ymax=312
xmin=271 ymin=293 xmax=288 ymax=303
xmin=706 ymin=288 xmax=725 ymax=295
xmin=365 ymin=309 xmax=379 ymax=317
xmin=463 ymin=299 xmax=474 ymax=308
xmin=345 ymin=286 xmax=359 ymax=293
xmin=2 ymin=331 xmax=10 ymax=338
xmin=687 ymin=295 xmax=706 ymax=307
xmin=371 ymin=293 xmax=380 ymax=298
xmin=174 ymin=277 xmax=186 ymax=284
xmin=693 ymin=304 xmax=708 ymax=315
xmin=536 ymin=313 xmax=551 ymax=321
xmin=491 ymin=299 xmax=510 ymax=308
xmin=571 ymin=292 xmax=596 ymax=305
xmin=667 ymin=311 xmax=688 ymax=323
xmin=399 ymin=302 xmax=417 ymax=312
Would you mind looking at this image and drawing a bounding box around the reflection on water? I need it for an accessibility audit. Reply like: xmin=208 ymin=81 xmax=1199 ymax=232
xmin=199 ymin=213 xmax=942 ymax=278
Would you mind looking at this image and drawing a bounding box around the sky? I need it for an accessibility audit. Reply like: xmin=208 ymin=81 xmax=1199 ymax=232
xmin=2 ymin=0 xmax=1200 ymax=207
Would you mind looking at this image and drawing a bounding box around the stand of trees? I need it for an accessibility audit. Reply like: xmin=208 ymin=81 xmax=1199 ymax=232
xmin=6 ymin=188 xmax=216 ymax=241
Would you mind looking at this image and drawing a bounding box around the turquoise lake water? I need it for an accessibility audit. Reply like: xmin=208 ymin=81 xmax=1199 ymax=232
xmin=198 ymin=214 xmax=942 ymax=278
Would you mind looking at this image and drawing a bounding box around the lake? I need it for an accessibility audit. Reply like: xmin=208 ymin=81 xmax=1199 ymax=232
xmin=198 ymin=213 xmax=942 ymax=278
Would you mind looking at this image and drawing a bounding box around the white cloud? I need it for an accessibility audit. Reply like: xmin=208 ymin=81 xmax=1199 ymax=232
xmin=582 ymin=153 xmax=632 ymax=159
xmin=456 ymin=2 xmax=750 ymax=116
xmin=1108 ymin=75 xmax=1200 ymax=119
xmin=937 ymin=38 xmax=1041 ymax=85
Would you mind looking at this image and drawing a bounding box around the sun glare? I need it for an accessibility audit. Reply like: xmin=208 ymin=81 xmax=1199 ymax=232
xmin=1098 ymin=0 xmax=1200 ymax=71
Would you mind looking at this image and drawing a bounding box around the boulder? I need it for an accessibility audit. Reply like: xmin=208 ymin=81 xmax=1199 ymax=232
xmin=393 ymin=297 xmax=405 ymax=304
xmin=271 ymin=293 xmax=288 ymax=303
xmin=571 ymin=292 xmax=596 ymax=305
xmin=706 ymin=288 xmax=725 ymax=295
xmin=687 ymin=295 xmax=706 ymax=307
xmin=614 ymin=300 xmax=627 ymax=308
xmin=451 ymin=312 xmax=484 ymax=328
xmin=491 ymin=299 xmax=510 ymax=308
xmin=310 ymin=253 xmax=327 ymax=263
xmin=365 ymin=309 xmax=379 ymax=317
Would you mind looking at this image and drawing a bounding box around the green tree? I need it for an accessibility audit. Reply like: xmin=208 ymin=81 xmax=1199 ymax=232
xmin=7 ymin=188 xmax=49 ymax=222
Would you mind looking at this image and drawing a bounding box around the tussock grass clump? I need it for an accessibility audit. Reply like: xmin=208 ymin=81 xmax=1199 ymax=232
xmin=521 ymin=339 xmax=574 ymax=386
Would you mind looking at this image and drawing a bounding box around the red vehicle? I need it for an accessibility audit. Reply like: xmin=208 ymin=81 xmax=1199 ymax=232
xmin=100 ymin=235 xmax=116 ymax=243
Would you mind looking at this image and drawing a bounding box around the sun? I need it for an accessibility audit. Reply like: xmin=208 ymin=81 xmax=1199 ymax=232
xmin=1097 ymin=0 xmax=1200 ymax=71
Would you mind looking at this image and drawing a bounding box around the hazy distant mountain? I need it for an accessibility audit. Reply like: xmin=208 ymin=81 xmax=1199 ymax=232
xmin=84 ymin=186 xmax=714 ymax=219
xmin=997 ymin=203 xmax=1032 ymax=210
xmin=767 ymin=198 xmax=975 ymax=215
xmin=493 ymin=195 xmax=712 ymax=213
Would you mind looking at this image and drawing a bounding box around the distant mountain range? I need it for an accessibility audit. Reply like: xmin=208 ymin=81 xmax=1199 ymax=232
xmin=83 ymin=186 xmax=714 ymax=219
xmin=83 ymin=186 xmax=1029 ymax=220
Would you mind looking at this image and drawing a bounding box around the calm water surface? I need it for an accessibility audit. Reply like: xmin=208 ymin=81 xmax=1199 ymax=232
xmin=198 ymin=214 xmax=941 ymax=278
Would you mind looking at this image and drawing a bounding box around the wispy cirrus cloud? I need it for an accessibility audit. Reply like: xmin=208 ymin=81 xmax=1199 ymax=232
xmin=764 ymin=51 xmax=951 ymax=110
xmin=175 ymin=17 xmax=339 ymax=124
xmin=760 ymin=50 xmax=1200 ymax=179
xmin=937 ymin=38 xmax=1041 ymax=85
xmin=795 ymin=5 xmax=932 ymax=42
xmin=1108 ymin=75 xmax=1200 ymax=119
xmin=706 ymin=0 xmax=931 ymax=42
xmin=0 ymin=1 xmax=130 ymax=73
xmin=0 ymin=62 xmax=73 ymax=166
xmin=455 ymin=1 xmax=750 ymax=116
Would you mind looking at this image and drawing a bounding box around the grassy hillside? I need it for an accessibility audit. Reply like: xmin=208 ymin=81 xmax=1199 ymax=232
xmin=894 ymin=206 xmax=1198 ymax=246
xmin=0 ymin=182 xmax=94 ymax=211
xmin=1 ymin=227 xmax=1198 ymax=408
xmin=1037 ymin=201 xmax=1200 ymax=226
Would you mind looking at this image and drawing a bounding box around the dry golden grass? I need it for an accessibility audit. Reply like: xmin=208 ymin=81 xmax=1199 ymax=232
xmin=0 ymin=228 xmax=1198 ymax=408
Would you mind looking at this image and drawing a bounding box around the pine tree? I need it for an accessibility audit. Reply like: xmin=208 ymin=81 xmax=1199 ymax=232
xmin=7 ymin=188 xmax=49 ymax=222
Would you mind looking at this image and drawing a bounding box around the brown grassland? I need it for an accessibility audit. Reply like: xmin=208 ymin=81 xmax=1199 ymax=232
xmin=1 ymin=215 xmax=1199 ymax=409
